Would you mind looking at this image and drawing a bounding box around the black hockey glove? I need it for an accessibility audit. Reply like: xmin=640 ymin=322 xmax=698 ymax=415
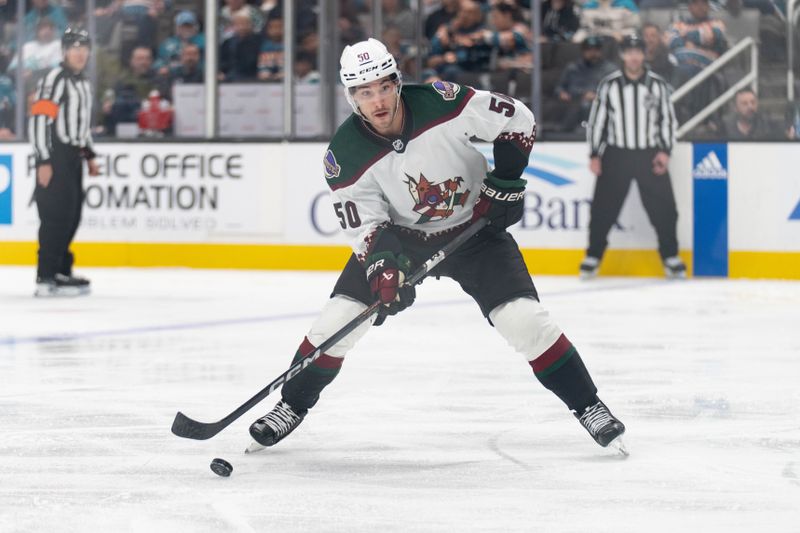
xmin=471 ymin=173 xmax=527 ymax=231
xmin=366 ymin=251 xmax=415 ymax=327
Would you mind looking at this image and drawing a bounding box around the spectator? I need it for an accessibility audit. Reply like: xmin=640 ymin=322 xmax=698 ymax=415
xmin=101 ymin=45 xmax=157 ymax=135
xmin=221 ymin=0 xmax=264 ymax=41
xmin=425 ymin=0 xmax=459 ymax=40
xmin=0 ymin=22 xmax=13 ymax=74
xmin=339 ymin=1 xmax=367 ymax=46
xmin=785 ymin=99 xmax=800 ymax=140
xmin=293 ymin=51 xmax=319 ymax=84
xmin=8 ymin=18 xmax=62 ymax=84
xmin=541 ymin=0 xmax=580 ymax=43
xmin=428 ymin=0 xmax=492 ymax=82
xmin=0 ymin=72 xmax=14 ymax=138
xmin=642 ymin=22 xmax=675 ymax=82
xmin=156 ymin=42 xmax=203 ymax=96
xmin=92 ymin=0 xmax=123 ymax=47
xmin=721 ymin=88 xmax=779 ymax=140
xmin=382 ymin=25 xmax=414 ymax=78
xmin=295 ymin=0 xmax=319 ymax=35
xmin=487 ymin=1 xmax=532 ymax=70
xmin=554 ymin=35 xmax=617 ymax=132
xmin=573 ymin=0 xmax=640 ymax=44
xmin=667 ymin=0 xmax=728 ymax=84
xmin=381 ymin=0 xmax=415 ymax=42
xmin=258 ymin=12 xmax=284 ymax=81
xmin=219 ymin=10 xmax=262 ymax=82
xmin=259 ymin=0 xmax=280 ymax=18
xmin=155 ymin=10 xmax=205 ymax=76
xmin=119 ymin=0 xmax=165 ymax=64
xmin=1 ymin=0 xmax=18 ymax=29
xmin=667 ymin=0 xmax=728 ymax=122
xmin=23 ymin=0 xmax=68 ymax=42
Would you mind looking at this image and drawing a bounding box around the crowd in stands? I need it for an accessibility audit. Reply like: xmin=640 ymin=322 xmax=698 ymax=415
xmin=0 ymin=0 xmax=798 ymax=139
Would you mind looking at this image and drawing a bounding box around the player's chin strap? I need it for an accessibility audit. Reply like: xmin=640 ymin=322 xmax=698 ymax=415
xmin=171 ymin=217 xmax=490 ymax=441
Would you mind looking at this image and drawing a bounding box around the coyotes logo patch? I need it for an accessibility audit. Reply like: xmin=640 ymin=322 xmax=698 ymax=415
xmin=323 ymin=149 xmax=341 ymax=180
xmin=405 ymin=173 xmax=470 ymax=223
xmin=432 ymin=80 xmax=460 ymax=101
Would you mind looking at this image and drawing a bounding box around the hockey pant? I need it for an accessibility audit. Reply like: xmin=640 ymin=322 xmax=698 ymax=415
xmin=281 ymin=295 xmax=597 ymax=413
xmin=35 ymin=143 xmax=84 ymax=279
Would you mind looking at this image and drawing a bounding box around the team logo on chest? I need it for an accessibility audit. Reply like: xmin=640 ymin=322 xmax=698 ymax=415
xmin=405 ymin=173 xmax=470 ymax=223
xmin=323 ymin=149 xmax=341 ymax=179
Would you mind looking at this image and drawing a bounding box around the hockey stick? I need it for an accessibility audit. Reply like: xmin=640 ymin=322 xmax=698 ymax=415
xmin=171 ymin=217 xmax=489 ymax=440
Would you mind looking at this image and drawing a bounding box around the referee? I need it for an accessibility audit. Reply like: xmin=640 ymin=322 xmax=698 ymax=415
xmin=581 ymin=34 xmax=687 ymax=280
xmin=29 ymin=27 xmax=99 ymax=297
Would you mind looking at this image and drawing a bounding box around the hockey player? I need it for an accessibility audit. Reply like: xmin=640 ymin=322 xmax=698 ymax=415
xmin=250 ymin=38 xmax=626 ymax=453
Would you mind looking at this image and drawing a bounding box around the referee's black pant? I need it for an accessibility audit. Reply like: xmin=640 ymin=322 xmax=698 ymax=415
xmin=587 ymin=146 xmax=679 ymax=261
xmin=35 ymin=142 xmax=84 ymax=279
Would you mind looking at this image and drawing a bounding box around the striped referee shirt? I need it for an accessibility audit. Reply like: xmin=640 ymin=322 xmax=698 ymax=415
xmin=29 ymin=64 xmax=95 ymax=165
xmin=587 ymin=69 xmax=677 ymax=157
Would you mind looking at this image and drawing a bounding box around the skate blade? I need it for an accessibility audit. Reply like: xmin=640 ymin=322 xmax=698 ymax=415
xmin=244 ymin=441 xmax=266 ymax=454
xmin=608 ymin=435 xmax=629 ymax=456
xmin=664 ymin=269 xmax=688 ymax=280
xmin=35 ymin=286 xmax=91 ymax=298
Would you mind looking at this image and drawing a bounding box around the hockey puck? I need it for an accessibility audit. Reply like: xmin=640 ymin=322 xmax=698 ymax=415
xmin=210 ymin=458 xmax=233 ymax=477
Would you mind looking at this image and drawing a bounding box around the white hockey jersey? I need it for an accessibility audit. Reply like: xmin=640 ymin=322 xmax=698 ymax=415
xmin=323 ymin=81 xmax=536 ymax=261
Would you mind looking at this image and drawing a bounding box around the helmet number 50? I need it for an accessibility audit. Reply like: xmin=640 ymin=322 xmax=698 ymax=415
xmin=333 ymin=201 xmax=362 ymax=229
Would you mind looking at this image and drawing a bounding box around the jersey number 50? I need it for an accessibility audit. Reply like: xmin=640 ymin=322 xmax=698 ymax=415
xmin=333 ymin=201 xmax=362 ymax=229
xmin=489 ymin=93 xmax=515 ymax=117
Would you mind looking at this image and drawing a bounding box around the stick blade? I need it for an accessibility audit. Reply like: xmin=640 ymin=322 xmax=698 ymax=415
xmin=171 ymin=411 xmax=221 ymax=440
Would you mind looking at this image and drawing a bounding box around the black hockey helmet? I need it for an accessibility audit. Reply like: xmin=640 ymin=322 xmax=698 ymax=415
xmin=62 ymin=27 xmax=91 ymax=49
xmin=620 ymin=34 xmax=646 ymax=52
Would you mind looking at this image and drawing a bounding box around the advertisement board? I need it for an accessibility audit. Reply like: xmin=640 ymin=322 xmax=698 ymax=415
xmin=1 ymin=140 xmax=796 ymax=278
xmin=728 ymin=144 xmax=800 ymax=252
xmin=0 ymin=143 xmax=283 ymax=243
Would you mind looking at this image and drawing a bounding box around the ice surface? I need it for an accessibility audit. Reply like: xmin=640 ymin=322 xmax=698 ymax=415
xmin=1 ymin=266 xmax=799 ymax=532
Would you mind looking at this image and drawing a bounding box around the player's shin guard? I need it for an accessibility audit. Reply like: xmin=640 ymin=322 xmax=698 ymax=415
xmin=281 ymin=295 xmax=372 ymax=410
xmin=529 ymin=334 xmax=598 ymax=413
xmin=281 ymin=337 xmax=345 ymax=410
xmin=490 ymin=298 xmax=598 ymax=412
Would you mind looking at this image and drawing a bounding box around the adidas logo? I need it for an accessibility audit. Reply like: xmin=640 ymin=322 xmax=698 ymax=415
xmin=693 ymin=151 xmax=727 ymax=179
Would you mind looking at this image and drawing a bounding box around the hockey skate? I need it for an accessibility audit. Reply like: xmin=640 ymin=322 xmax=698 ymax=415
xmin=574 ymin=399 xmax=628 ymax=455
xmin=35 ymin=273 xmax=91 ymax=297
xmin=663 ymin=256 xmax=687 ymax=279
xmin=246 ymin=400 xmax=308 ymax=453
xmin=579 ymin=256 xmax=600 ymax=280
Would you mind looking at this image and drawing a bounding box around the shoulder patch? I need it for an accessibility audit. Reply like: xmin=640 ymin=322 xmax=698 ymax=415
xmin=431 ymin=80 xmax=460 ymax=101
xmin=323 ymin=149 xmax=341 ymax=180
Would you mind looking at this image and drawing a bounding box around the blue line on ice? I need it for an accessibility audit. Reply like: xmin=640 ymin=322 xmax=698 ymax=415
xmin=0 ymin=280 xmax=662 ymax=346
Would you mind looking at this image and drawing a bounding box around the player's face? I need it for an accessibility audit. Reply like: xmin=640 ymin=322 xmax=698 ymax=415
xmin=64 ymin=45 xmax=90 ymax=72
xmin=352 ymin=78 xmax=400 ymax=134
